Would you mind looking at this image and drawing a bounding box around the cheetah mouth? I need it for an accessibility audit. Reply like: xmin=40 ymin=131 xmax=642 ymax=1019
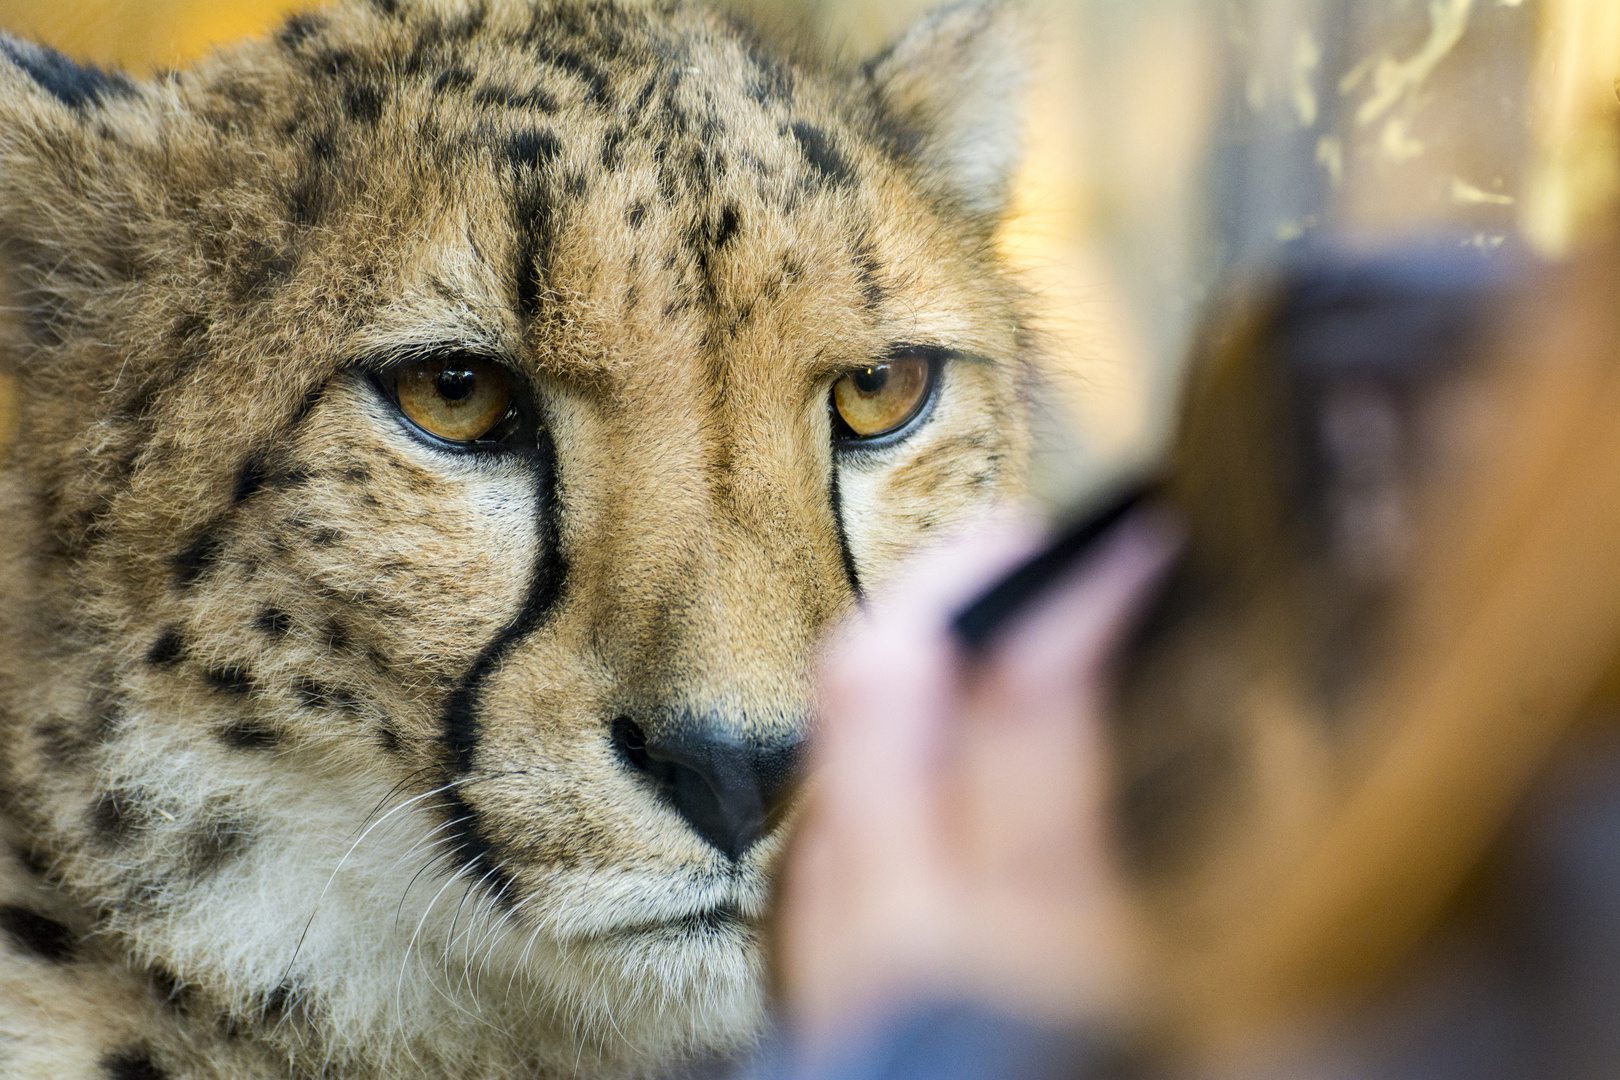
xmin=582 ymin=904 xmax=751 ymax=943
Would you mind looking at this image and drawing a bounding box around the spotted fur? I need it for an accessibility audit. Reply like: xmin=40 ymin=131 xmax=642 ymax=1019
xmin=0 ymin=1 xmax=1031 ymax=1076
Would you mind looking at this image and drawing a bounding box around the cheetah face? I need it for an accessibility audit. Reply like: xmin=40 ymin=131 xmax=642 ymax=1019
xmin=0 ymin=0 xmax=1028 ymax=1072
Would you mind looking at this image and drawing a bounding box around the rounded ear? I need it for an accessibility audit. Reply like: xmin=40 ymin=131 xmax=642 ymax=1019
xmin=865 ymin=1 xmax=1028 ymax=220
xmin=0 ymin=35 xmax=150 ymax=367
xmin=0 ymin=34 xmax=137 ymax=112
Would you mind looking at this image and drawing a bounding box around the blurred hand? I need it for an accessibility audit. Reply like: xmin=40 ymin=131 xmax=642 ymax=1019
xmin=773 ymin=511 xmax=1179 ymax=1060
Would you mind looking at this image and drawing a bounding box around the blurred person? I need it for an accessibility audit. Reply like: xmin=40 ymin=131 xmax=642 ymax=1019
xmin=763 ymin=512 xmax=1180 ymax=1080
xmin=757 ymin=245 xmax=1620 ymax=1080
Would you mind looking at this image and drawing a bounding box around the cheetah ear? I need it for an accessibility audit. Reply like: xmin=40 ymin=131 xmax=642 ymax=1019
xmin=0 ymin=35 xmax=139 ymax=112
xmin=0 ymin=36 xmax=148 ymax=369
xmin=866 ymin=0 xmax=1028 ymax=220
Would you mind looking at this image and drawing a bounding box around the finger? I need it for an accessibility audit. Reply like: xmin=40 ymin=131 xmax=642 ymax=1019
xmin=953 ymin=512 xmax=1182 ymax=879
xmin=811 ymin=513 xmax=1048 ymax=842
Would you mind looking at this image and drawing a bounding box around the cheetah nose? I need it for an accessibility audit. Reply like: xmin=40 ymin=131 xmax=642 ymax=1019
xmin=612 ymin=717 xmax=803 ymax=860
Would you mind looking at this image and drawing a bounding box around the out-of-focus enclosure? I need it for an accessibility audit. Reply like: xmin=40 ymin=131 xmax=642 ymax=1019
xmin=4 ymin=0 xmax=1620 ymax=1074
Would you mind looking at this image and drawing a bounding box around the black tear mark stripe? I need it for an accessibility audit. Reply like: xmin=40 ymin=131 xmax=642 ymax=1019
xmin=829 ymin=465 xmax=862 ymax=596
xmin=0 ymin=35 xmax=136 ymax=109
xmin=435 ymin=426 xmax=566 ymax=907
xmin=442 ymin=424 xmax=566 ymax=775
xmin=0 ymin=904 xmax=75 ymax=963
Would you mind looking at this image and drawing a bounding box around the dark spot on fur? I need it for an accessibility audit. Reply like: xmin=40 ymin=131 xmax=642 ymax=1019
xmin=231 ymin=240 xmax=299 ymax=301
xmin=89 ymin=788 xmax=149 ymax=846
xmin=630 ymin=72 xmax=657 ymax=117
xmin=255 ymin=607 xmax=293 ymax=638
xmin=790 ymin=121 xmax=853 ymax=189
xmin=687 ymin=204 xmax=740 ymax=309
xmin=749 ymin=55 xmax=793 ymax=106
xmin=505 ymin=128 xmax=560 ymax=170
xmin=34 ymin=719 xmax=90 ymax=767
xmin=342 ymin=466 xmax=371 ymax=484
xmin=101 ymin=1050 xmax=169 ymax=1080
xmin=204 ymin=664 xmax=253 ymax=696
xmin=370 ymin=0 xmax=400 ymax=16
xmin=601 ymin=127 xmax=625 ymax=170
xmin=714 ymin=204 xmax=740 ymax=250
xmin=377 ymin=723 xmax=403 ymax=753
xmin=0 ymin=905 xmax=74 ymax=963
xmin=535 ymin=47 xmax=611 ymax=109
xmin=14 ymin=844 xmax=50 ymax=879
xmin=506 ymin=131 xmax=560 ymax=322
xmin=306 ymin=127 xmax=337 ymax=162
xmin=149 ymin=966 xmax=196 ymax=1013
xmin=432 ymin=67 xmax=474 ymax=93
xmin=344 ymin=83 xmax=384 ymax=123
xmin=278 ymin=13 xmax=323 ymax=50
xmin=852 ymin=242 xmax=885 ymax=308
xmin=625 ymin=200 xmax=646 ymax=228
xmin=146 ymin=626 xmax=187 ymax=667
xmin=173 ymin=533 xmax=224 ymax=588
xmin=286 ymin=172 xmax=328 ymax=227
xmin=308 ymin=49 xmax=356 ymax=80
xmin=185 ymin=815 xmax=255 ymax=872
xmin=233 ymin=457 xmax=268 ymax=502
xmin=309 ymin=526 xmax=343 ymax=547
xmin=293 ymin=677 xmax=358 ymax=712
xmin=260 ymin=981 xmax=294 ymax=1020
xmin=0 ymin=37 xmax=137 ymax=109
xmin=473 ymin=84 xmax=558 ymax=111
xmin=218 ymin=720 xmax=278 ymax=751
xmin=324 ymin=618 xmax=352 ymax=651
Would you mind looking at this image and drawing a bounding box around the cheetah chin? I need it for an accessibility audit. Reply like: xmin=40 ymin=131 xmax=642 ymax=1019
xmin=0 ymin=0 xmax=1032 ymax=1076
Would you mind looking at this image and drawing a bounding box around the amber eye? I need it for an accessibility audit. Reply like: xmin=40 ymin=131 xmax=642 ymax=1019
xmin=831 ymin=357 xmax=935 ymax=440
xmin=394 ymin=356 xmax=514 ymax=444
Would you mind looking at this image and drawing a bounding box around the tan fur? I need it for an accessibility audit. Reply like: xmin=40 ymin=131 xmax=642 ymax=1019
xmin=0 ymin=1 xmax=1031 ymax=1076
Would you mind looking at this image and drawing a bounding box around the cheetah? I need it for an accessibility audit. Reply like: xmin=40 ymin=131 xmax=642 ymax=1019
xmin=0 ymin=0 xmax=1032 ymax=1076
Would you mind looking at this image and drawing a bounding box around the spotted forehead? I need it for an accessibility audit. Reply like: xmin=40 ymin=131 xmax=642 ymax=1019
xmin=203 ymin=0 xmax=911 ymax=374
xmin=243 ymin=1 xmax=886 ymax=216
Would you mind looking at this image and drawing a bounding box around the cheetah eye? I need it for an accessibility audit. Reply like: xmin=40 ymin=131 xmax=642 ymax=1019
xmin=830 ymin=355 xmax=937 ymax=441
xmin=393 ymin=356 xmax=515 ymax=444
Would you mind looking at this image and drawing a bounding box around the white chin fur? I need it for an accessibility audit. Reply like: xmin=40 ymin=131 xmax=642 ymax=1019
xmin=110 ymin=736 xmax=768 ymax=1074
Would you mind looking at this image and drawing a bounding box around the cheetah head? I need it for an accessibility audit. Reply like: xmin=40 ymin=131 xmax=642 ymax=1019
xmin=0 ymin=0 xmax=1029 ymax=1073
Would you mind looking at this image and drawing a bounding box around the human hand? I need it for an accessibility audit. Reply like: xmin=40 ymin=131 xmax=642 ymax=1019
xmin=772 ymin=510 xmax=1179 ymax=1061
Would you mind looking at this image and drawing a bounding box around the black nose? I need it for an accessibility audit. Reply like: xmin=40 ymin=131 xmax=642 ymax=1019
xmin=612 ymin=717 xmax=803 ymax=860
